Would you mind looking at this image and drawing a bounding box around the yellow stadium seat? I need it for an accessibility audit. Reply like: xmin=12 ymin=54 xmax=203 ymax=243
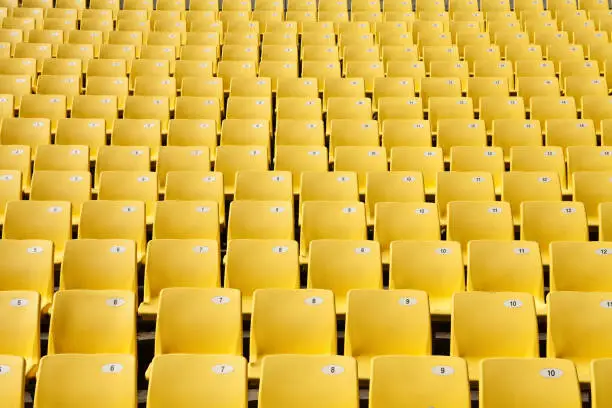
xmin=34 ymin=144 xmax=89 ymax=172
xmin=323 ymin=78 xmax=365 ymax=112
xmin=275 ymin=119 xmax=325 ymax=147
xmin=389 ymin=240 xmax=464 ymax=316
xmin=381 ymin=119 xmax=431 ymax=153
xmin=482 ymin=98 xmax=527 ymax=138
xmin=152 ymin=200 xmax=219 ymax=241
xmin=345 ymin=289 xmax=430 ymax=379
xmin=547 ymin=291 xmax=612 ymax=382
xmin=85 ymin=78 xmax=128 ymax=113
xmin=510 ymin=145 xmax=567 ymax=190
xmin=428 ymin=97 xmax=474 ymax=135
xmin=480 ymin=358 xmax=581 ymax=408
xmin=139 ymin=240 xmax=219 ymax=317
xmin=30 ymin=170 xmax=90 ymax=224
xmin=308 ymin=240 xmax=382 ymax=314
xmin=389 ymin=146 xmax=444 ymax=195
xmin=451 ymin=291 xmax=539 ymax=381
xmin=111 ymin=118 xmax=161 ymax=160
xmin=148 ymin=287 xmax=241 ymax=377
xmin=214 ymin=146 xmax=269 ymax=194
xmin=567 ymin=146 xmax=612 ymax=193
xmin=301 ymin=61 xmax=341 ymax=92
xmin=225 ymin=239 xmax=299 ymax=313
xmin=55 ymin=119 xmax=105 ymax=161
xmin=377 ymin=97 xmax=424 ymax=133
xmin=60 ymin=239 xmax=136 ymax=294
xmin=300 ymin=201 xmax=366 ymax=261
xmin=19 ymin=94 xmax=66 ymax=133
xmin=156 ymin=146 xmax=211 ymax=193
xmin=0 ymin=145 xmax=31 ymax=193
xmin=374 ymin=202 xmax=440 ymax=263
xmin=449 ymin=146 xmax=504 ymax=194
xmin=34 ymin=354 xmax=136 ymax=408
xmin=0 ymin=291 xmax=39 ymax=378
xmin=274 ymin=145 xmax=328 ymax=194
xmin=123 ymin=96 xmax=170 ymax=134
xmin=436 ymin=171 xmax=495 ymax=223
xmin=521 ymin=201 xmax=588 ymax=264
xmin=79 ymin=200 xmax=146 ymax=263
xmin=167 ymin=119 xmax=218 ymax=153
xmin=227 ymin=200 xmax=294 ymax=241
xmin=250 ymin=290 xmax=338 ymax=379
xmin=147 ymin=354 xmax=247 ymax=408
xmin=48 ymin=289 xmax=136 ymax=355
xmin=94 ymin=146 xmax=150 ymax=190
xmin=468 ymin=240 xmax=546 ymax=315
xmin=0 ymin=355 xmax=24 ymax=408
xmin=437 ymin=119 xmax=486 ymax=161
xmin=174 ymin=96 xmax=222 ymax=133
xmin=276 ymin=78 xmax=318 ymax=99
xmin=502 ymin=171 xmax=562 ymax=225
xmin=550 ymin=241 xmax=612 ymax=293
xmin=447 ymin=201 xmax=514 ymax=261
xmin=573 ymin=171 xmax=612 ymax=225
xmin=234 ymin=170 xmax=292 ymax=203
xmin=370 ymin=356 xmax=470 ymax=408
xmin=164 ymin=171 xmax=225 ymax=224
xmin=98 ymin=171 xmax=157 ymax=224
xmin=365 ymin=171 xmax=424 ymax=226
xmin=334 ymin=146 xmax=387 ymax=193
xmin=3 ymin=200 xmax=70 ymax=263
xmin=0 ymin=170 xmax=21 ymax=223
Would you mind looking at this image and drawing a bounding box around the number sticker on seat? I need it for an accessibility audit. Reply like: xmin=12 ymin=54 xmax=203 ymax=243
xmin=399 ymin=297 xmax=417 ymax=306
xmin=212 ymin=296 xmax=230 ymax=305
xmin=432 ymin=366 xmax=454 ymax=376
xmin=212 ymin=364 xmax=234 ymax=375
xmin=540 ymin=368 xmax=563 ymax=378
xmin=110 ymin=245 xmax=126 ymax=254
xmin=102 ymin=363 xmax=123 ymax=373
xmin=305 ymin=296 xmax=323 ymax=305
xmin=322 ymin=365 xmax=344 ymax=375
xmin=107 ymin=297 xmax=126 ymax=307
xmin=10 ymin=298 xmax=28 ymax=307
xmin=504 ymin=299 xmax=522 ymax=308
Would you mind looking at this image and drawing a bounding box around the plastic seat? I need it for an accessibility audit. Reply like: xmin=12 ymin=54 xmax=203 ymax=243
xmin=30 ymin=170 xmax=90 ymax=224
xmin=276 ymin=78 xmax=318 ymax=99
xmin=94 ymin=146 xmax=150 ymax=190
xmin=573 ymin=171 xmax=612 ymax=225
xmin=547 ymin=291 xmax=612 ymax=382
xmin=3 ymin=200 xmax=70 ymax=263
xmin=545 ymin=119 xmax=596 ymax=150
xmin=369 ymin=356 xmax=470 ymax=408
xmin=225 ymin=239 xmax=299 ymax=313
xmin=364 ymin=171 xmax=424 ymax=226
xmin=372 ymin=77 xmax=415 ymax=110
xmin=19 ymin=95 xmax=66 ymax=133
xmin=0 ymin=355 xmax=24 ymax=408
xmin=152 ymin=200 xmax=219 ymax=241
xmin=468 ymin=240 xmax=546 ymax=315
xmin=34 ymin=354 xmax=136 ymax=408
xmin=225 ymin=97 xmax=272 ymax=131
xmin=381 ymin=119 xmax=431 ymax=154
xmin=138 ymin=240 xmax=219 ymax=317
xmin=147 ymin=287 xmax=241 ymax=376
xmin=0 ymin=145 xmax=31 ymax=192
xmin=300 ymin=201 xmax=366 ymax=262
xmin=473 ymin=60 xmax=514 ymax=90
xmin=308 ymin=240 xmax=382 ymax=314
xmin=521 ymin=201 xmax=588 ymax=265
xmin=147 ymin=354 xmax=247 ymax=408
xmin=48 ymin=290 xmax=136 ymax=355
xmin=214 ymin=146 xmax=269 ymax=194
xmin=0 ymin=170 xmax=21 ymax=224
xmin=389 ymin=147 xmax=444 ymax=195
xmin=174 ymin=97 xmax=221 ymax=133
xmin=156 ymin=146 xmax=211 ymax=193
xmin=227 ymin=200 xmax=294 ymax=241
xmin=274 ymin=146 xmax=328 ymax=194
xmin=129 ymin=59 xmax=169 ymax=90
xmin=334 ymin=146 xmax=387 ymax=194
xmin=34 ymin=144 xmax=89 ymax=173
xmin=384 ymin=61 xmax=425 ymax=92
xmin=79 ymin=201 xmax=147 ymax=263
xmin=480 ymin=358 xmax=581 ymax=408
xmin=0 ymin=118 xmax=51 ymax=159
xmin=389 ymin=240 xmax=463 ymax=315
xmin=466 ymin=78 xmax=509 ymax=111
xmin=592 ymin=359 xmax=612 ymax=408
xmin=233 ymin=170 xmax=291 ymax=202
xmin=464 ymin=45 xmax=501 ymax=73
xmin=166 ymin=119 xmax=217 ymax=154
xmin=531 ymin=96 xmax=577 ymax=127
xmin=550 ymin=241 xmax=612 ymax=294
xmin=111 ymin=119 xmax=161 ymax=161
xmin=275 ymin=119 xmax=325 ymax=147
xmin=323 ymin=78 xmax=365 ymax=112
xmin=220 ymin=119 xmax=271 ymax=151
xmin=123 ymin=96 xmax=170 ymax=134
xmin=447 ymin=201 xmax=514 ymax=261
xmin=374 ymin=202 xmax=440 ymax=263
xmin=55 ymin=119 xmax=105 ymax=161
xmin=451 ymin=291 xmax=539 ymax=381
xmin=276 ymin=97 xmax=322 ymax=122
xmin=229 ymin=77 xmax=272 ymax=98
xmin=502 ymin=171 xmax=562 ymax=225
xmin=437 ymin=119 xmax=487 ymax=161
xmin=377 ymin=97 xmax=424 ymax=133
xmin=510 ymin=146 xmax=568 ymax=193
xmin=249 ymin=290 xmax=338 ymax=380
xmin=98 ymin=171 xmax=157 ymax=224
xmin=59 ymin=238 xmax=135 ymax=295
xmin=428 ymin=98 xmax=474 ymax=135
xmin=436 ymin=172 xmax=495 ymax=223
xmin=567 ymin=146 xmax=612 ymax=193
xmin=449 ymin=146 xmax=504 ymax=194
xmin=164 ymin=171 xmax=224 ymax=224
xmin=85 ymin=78 xmax=128 ymax=114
